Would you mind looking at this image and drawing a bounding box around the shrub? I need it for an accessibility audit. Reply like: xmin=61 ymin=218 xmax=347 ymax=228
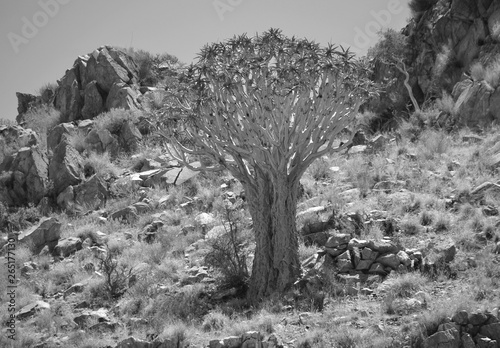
xmin=400 ymin=215 xmax=423 ymax=235
xmin=296 ymin=329 xmax=325 ymax=348
xmin=202 ymin=311 xmax=230 ymax=332
xmin=23 ymin=105 xmax=61 ymax=150
xmin=95 ymin=243 xmax=136 ymax=299
xmin=67 ymin=129 xmax=87 ymax=153
xmin=93 ymin=108 xmax=141 ymax=135
xmin=204 ymin=206 xmax=250 ymax=290
xmin=0 ymin=203 xmax=41 ymax=232
xmin=308 ymin=157 xmax=331 ymax=181
xmin=83 ymin=152 xmax=121 ymax=179
xmin=419 ymin=210 xmax=434 ymax=226
xmin=379 ymin=272 xmax=428 ymax=298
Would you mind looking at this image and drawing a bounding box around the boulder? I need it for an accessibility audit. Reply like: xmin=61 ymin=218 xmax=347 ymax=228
xmin=479 ymin=322 xmax=500 ymax=342
xmin=422 ymin=328 xmax=460 ymax=348
xmin=54 ymin=237 xmax=82 ymax=257
xmin=47 ymin=123 xmax=76 ymax=152
xmin=81 ymin=80 xmax=105 ymax=119
xmin=48 ymin=141 xmax=84 ymax=195
xmin=110 ymin=206 xmax=138 ymax=223
xmin=105 ymin=82 xmax=139 ymax=111
xmin=3 ymin=146 xmax=49 ymax=206
xmin=73 ymin=175 xmax=109 ymax=210
xmin=18 ymin=217 xmax=61 ymax=254
xmin=119 ymin=120 xmax=142 ymax=152
xmin=85 ymin=128 xmax=119 ymax=156
xmin=375 ymin=254 xmax=400 ymax=270
xmin=73 ymin=308 xmax=110 ymax=326
xmin=55 ymin=67 xmax=82 ymax=122
xmin=15 ymin=92 xmax=42 ymax=124
xmin=0 ymin=125 xmax=39 ymax=154
xmin=325 ymin=233 xmax=351 ymax=248
xmin=15 ymin=300 xmax=50 ymax=320
xmin=86 ymin=46 xmax=137 ymax=93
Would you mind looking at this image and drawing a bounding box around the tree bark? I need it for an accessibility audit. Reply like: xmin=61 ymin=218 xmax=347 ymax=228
xmin=246 ymin=168 xmax=301 ymax=301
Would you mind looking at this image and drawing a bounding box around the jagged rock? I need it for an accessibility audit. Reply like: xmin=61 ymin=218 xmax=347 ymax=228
xmin=81 ymin=80 xmax=105 ymax=119
xmin=73 ymin=175 xmax=109 ymax=210
xmin=461 ymin=333 xmax=475 ymax=348
xmin=85 ymin=128 xmax=119 ymax=156
xmin=0 ymin=125 xmax=39 ymax=155
xmin=106 ymin=82 xmax=139 ymax=111
xmin=479 ymin=323 xmax=500 ymax=342
xmin=54 ymin=237 xmax=82 ymax=257
xmin=3 ymin=146 xmax=49 ymax=206
xmin=47 ymin=123 xmax=76 ymax=152
xmin=163 ymin=162 xmax=202 ymax=185
xmin=110 ymin=206 xmax=138 ymax=223
xmin=361 ymin=247 xmax=379 ymax=261
xmin=470 ymin=312 xmax=489 ymax=326
xmin=49 ymin=141 xmax=84 ymax=195
xmin=15 ymin=92 xmax=42 ymax=124
xmin=16 ymin=300 xmax=50 ymax=319
xmin=368 ymin=240 xmax=399 ymax=254
xmin=397 ymin=250 xmax=412 ymax=267
xmin=73 ymin=308 xmax=110 ymax=326
xmin=86 ymin=46 xmax=138 ymax=93
xmin=18 ymin=217 xmax=61 ymax=254
xmin=119 ymin=120 xmax=142 ymax=152
xmin=64 ymin=282 xmax=86 ymax=297
xmin=452 ymin=310 xmax=469 ymax=326
xmin=422 ymin=328 xmax=460 ymax=348
xmin=55 ymin=67 xmax=83 ymax=122
xmin=375 ymin=254 xmax=400 ymax=270
xmin=478 ymin=338 xmax=497 ymax=347
xmin=325 ymin=233 xmax=351 ymax=248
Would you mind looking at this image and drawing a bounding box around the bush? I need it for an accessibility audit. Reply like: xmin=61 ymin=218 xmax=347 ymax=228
xmin=204 ymin=205 xmax=250 ymax=290
xmin=93 ymin=108 xmax=141 ymax=134
xmin=0 ymin=203 xmax=41 ymax=232
xmin=23 ymin=105 xmax=61 ymax=150
xmin=83 ymin=152 xmax=121 ymax=179
xmin=95 ymin=243 xmax=136 ymax=299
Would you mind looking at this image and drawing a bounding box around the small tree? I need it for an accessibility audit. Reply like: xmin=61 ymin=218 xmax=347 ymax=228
xmin=368 ymin=29 xmax=420 ymax=113
xmin=167 ymin=29 xmax=373 ymax=300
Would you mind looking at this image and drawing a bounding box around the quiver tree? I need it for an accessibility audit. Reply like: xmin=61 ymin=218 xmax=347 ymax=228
xmin=167 ymin=29 xmax=373 ymax=300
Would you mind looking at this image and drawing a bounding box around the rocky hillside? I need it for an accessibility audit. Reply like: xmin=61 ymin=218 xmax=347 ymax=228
xmin=406 ymin=0 xmax=500 ymax=126
xmin=1 ymin=38 xmax=500 ymax=348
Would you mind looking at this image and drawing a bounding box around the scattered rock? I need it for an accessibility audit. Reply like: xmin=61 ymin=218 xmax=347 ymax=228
xmin=16 ymin=301 xmax=50 ymax=320
xmin=54 ymin=237 xmax=82 ymax=257
xmin=18 ymin=217 xmax=61 ymax=254
xmin=110 ymin=206 xmax=138 ymax=223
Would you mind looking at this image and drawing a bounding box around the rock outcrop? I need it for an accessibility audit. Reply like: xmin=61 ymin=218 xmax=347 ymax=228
xmin=0 ymin=146 xmax=49 ymax=206
xmin=18 ymin=217 xmax=61 ymax=254
xmin=48 ymin=141 xmax=84 ymax=196
xmin=54 ymin=46 xmax=140 ymax=122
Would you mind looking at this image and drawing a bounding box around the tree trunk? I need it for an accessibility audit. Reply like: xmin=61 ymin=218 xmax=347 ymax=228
xmin=246 ymin=169 xmax=301 ymax=301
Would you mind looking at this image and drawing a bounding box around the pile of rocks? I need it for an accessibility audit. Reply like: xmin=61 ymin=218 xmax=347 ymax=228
xmin=423 ymin=309 xmax=500 ymax=348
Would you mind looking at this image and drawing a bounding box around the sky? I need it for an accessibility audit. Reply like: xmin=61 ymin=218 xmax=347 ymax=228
xmin=0 ymin=0 xmax=411 ymax=122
